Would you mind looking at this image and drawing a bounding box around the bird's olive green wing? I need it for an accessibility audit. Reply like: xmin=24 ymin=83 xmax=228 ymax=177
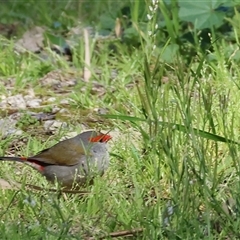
xmin=31 ymin=138 xmax=93 ymax=165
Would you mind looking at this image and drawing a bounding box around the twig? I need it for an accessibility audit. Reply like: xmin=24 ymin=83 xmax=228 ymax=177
xmin=86 ymin=228 xmax=143 ymax=240
xmin=25 ymin=183 xmax=90 ymax=195
xmin=0 ymin=178 xmax=90 ymax=195
xmin=83 ymin=28 xmax=91 ymax=82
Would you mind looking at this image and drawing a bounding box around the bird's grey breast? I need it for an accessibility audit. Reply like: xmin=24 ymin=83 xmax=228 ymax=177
xmin=90 ymin=143 xmax=109 ymax=172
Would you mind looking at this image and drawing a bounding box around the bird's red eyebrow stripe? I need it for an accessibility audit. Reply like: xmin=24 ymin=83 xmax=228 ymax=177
xmin=89 ymin=134 xmax=112 ymax=142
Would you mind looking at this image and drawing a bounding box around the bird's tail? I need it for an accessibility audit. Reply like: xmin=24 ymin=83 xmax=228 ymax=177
xmin=0 ymin=156 xmax=27 ymax=162
xmin=0 ymin=156 xmax=44 ymax=172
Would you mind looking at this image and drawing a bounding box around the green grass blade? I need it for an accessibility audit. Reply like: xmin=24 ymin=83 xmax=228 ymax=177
xmin=103 ymin=114 xmax=240 ymax=145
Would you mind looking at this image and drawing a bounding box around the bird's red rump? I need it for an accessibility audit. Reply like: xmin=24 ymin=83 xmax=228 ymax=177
xmin=22 ymin=157 xmax=45 ymax=171
xmin=89 ymin=134 xmax=112 ymax=143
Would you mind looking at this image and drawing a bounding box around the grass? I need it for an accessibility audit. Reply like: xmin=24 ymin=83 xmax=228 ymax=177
xmin=0 ymin=1 xmax=240 ymax=239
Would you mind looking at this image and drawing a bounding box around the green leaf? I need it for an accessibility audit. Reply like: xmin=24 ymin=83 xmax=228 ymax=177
xmin=44 ymin=32 xmax=67 ymax=49
xmin=161 ymin=43 xmax=179 ymax=63
xmin=178 ymin=0 xmax=227 ymax=29
xmin=99 ymin=14 xmax=116 ymax=30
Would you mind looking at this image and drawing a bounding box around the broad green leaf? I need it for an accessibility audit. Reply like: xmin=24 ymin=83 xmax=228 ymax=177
xmin=161 ymin=43 xmax=179 ymax=63
xmin=44 ymin=32 xmax=68 ymax=49
xmin=178 ymin=0 xmax=228 ymax=29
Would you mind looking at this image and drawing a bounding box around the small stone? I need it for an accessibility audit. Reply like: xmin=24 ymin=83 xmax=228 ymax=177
xmin=0 ymin=118 xmax=23 ymax=138
xmin=94 ymin=108 xmax=109 ymax=115
xmin=64 ymin=80 xmax=76 ymax=87
xmin=52 ymin=106 xmax=60 ymax=113
xmin=60 ymin=99 xmax=69 ymax=105
xmin=26 ymin=99 xmax=42 ymax=108
xmin=0 ymin=100 xmax=7 ymax=108
xmin=59 ymin=108 xmax=68 ymax=114
xmin=10 ymin=129 xmax=23 ymax=136
xmin=47 ymin=97 xmax=56 ymax=103
xmin=43 ymin=120 xmax=67 ymax=132
xmin=4 ymin=94 xmax=26 ymax=109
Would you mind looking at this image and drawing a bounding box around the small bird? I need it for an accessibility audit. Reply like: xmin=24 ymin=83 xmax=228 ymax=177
xmin=0 ymin=130 xmax=112 ymax=189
